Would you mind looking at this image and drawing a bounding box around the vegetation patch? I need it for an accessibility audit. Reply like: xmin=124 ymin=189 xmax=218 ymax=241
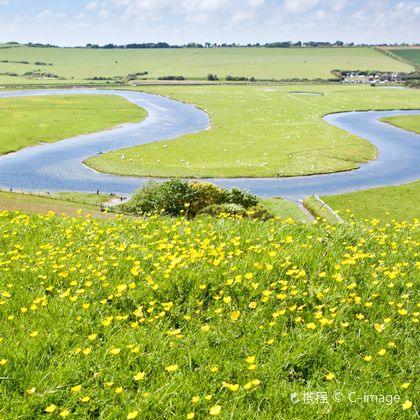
xmin=120 ymin=179 xmax=273 ymax=220
xmin=0 ymin=211 xmax=417 ymax=418
xmin=321 ymin=181 xmax=420 ymax=223
xmin=0 ymin=47 xmax=414 ymax=85
xmin=86 ymin=84 xmax=420 ymax=178
xmin=380 ymin=115 xmax=420 ymax=134
xmin=0 ymin=94 xmax=147 ymax=155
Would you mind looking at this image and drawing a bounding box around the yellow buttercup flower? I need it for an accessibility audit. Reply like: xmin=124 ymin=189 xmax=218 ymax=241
xmin=127 ymin=410 xmax=139 ymax=419
xmin=44 ymin=404 xmax=57 ymax=413
xmin=402 ymin=400 xmax=412 ymax=410
xmin=134 ymin=371 xmax=145 ymax=381
xmin=165 ymin=364 xmax=178 ymax=372
xmin=230 ymin=310 xmax=240 ymax=321
xmin=209 ymin=405 xmax=222 ymax=416
xmin=325 ymin=372 xmax=335 ymax=381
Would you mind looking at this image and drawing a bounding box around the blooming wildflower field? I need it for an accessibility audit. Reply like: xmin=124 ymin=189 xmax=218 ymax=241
xmin=0 ymin=211 xmax=418 ymax=418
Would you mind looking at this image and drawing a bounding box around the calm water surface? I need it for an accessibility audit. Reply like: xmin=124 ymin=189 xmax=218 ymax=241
xmin=0 ymin=89 xmax=419 ymax=201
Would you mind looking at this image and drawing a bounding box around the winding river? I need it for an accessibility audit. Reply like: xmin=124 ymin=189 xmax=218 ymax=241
xmin=0 ymin=89 xmax=419 ymax=201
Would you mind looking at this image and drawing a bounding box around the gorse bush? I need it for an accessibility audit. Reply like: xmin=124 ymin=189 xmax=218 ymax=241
xmin=121 ymin=180 xmax=266 ymax=218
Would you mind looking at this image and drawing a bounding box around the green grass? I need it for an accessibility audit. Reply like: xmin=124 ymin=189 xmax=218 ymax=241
xmin=86 ymin=84 xmax=420 ymax=178
xmin=0 ymin=95 xmax=146 ymax=155
xmin=0 ymin=46 xmax=414 ymax=85
xmin=380 ymin=115 xmax=420 ymax=134
xmin=321 ymin=181 xmax=420 ymax=223
xmin=49 ymin=192 xmax=115 ymax=207
xmin=0 ymin=212 xmax=417 ymax=418
xmin=0 ymin=190 xmax=116 ymax=216
xmin=261 ymin=198 xmax=309 ymax=223
xmin=386 ymin=48 xmax=420 ymax=67
xmin=302 ymin=196 xmax=342 ymax=225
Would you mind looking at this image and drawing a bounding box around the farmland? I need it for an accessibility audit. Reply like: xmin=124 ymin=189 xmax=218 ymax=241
xmin=0 ymin=211 xmax=417 ymax=418
xmin=86 ymin=84 xmax=420 ymax=178
xmin=0 ymin=46 xmax=414 ymax=85
xmin=385 ymin=48 xmax=420 ymax=67
xmin=0 ymin=95 xmax=146 ymax=155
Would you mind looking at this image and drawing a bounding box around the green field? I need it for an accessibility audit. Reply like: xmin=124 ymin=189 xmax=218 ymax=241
xmin=261 ymin=197 xmax=309 ymax=222
xmin=0 ymin=95 xmax=146 ymax=155
xmin=0 ymin=46 xmax=414 ymax=85
xmin=86 ymin=84 xmax=420 ymax=178
xmin=380 ymin=115 xmax=420 ymax=134
xmin=321 ymin=181 xmax=420 ymax=223
xmin=0 ymin=191 xmax=116 ymax=217
xmin=0 ymin=211 xmax=417 ymax=418
xmin=386 ymin=48 xmax=420 ymax=67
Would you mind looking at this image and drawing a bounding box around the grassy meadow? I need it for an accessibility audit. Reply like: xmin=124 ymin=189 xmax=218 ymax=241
xmin=86 ymin=84 xmax=420 ymax=178
xmin=321 ymin=181 xmax=420 ymax=223
xmin=380 ymin=115 xmax=420 ymax=134
xmin=0 ymin=46 xmax=414 ymax=85
xmin=0 ymin=191 xmax=116 ymax=218
xmin=0 ymin=211 xmax=418 ymax=419
xmin=0 ymin=95 xmax=146 ymax=155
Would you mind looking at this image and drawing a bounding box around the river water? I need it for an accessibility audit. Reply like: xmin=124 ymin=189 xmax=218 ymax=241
xmin=0 ymin=89 xmax=419 ymax=201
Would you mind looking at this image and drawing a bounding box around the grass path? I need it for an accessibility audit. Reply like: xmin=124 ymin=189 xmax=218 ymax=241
xmin=0 ymin=94 xmax=146 ymax=155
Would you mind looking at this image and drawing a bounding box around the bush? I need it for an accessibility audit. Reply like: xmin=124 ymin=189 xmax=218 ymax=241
xmin=121 ymin=180 xmax=264 ymax=218
xmin=198 ymin=203 xmax=274 ymax=220
xmin=245 ymin=205 xmax=274 ymax=220
xmin=189 ymin=181 xmax=225 ymax=214
xmin=223 ymin=187 xmax=259 ymax=208
xmin=121 ymin=180 xmax=199 ymax=217
xmin=198 ymin=203 xmax=247 ymax=217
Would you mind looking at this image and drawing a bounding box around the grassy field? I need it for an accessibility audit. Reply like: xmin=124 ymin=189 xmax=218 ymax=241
xmin=321 ymin=181 xmax=420 ymax=223
xmin=261 ymin=198 xmax=309 ymax=223
xmin=0 ymin=95 xmax=146 ymax=155
xmin=0 ymin=211 xmax=417 ymax=418
xmin=380 ymin=115 xmax=420 ymax=134
xmin=0 ymin=191 xmax=116 ymax=217
xmin=0 ymin=46 xmax=414 ymax=85
xmin=86 ymin=84 xmax=420 ymax=178
xmin=385 ymin=48 xmax=420 ymax=67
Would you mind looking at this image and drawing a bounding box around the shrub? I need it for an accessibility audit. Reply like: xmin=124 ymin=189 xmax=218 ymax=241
xmin=121 ymin=179 xmax=199 ymax=217
xmin=198 ymin=203 xmax=247 ymax=217
xmin=245 ymin=205 xmax=274 ymax=220
xmin=198 ymin=203 xmax=274 ymax=220
xmin=189 ymin=181 xmax=225 ymax=214
xmin=223 ymin=187 xmax=259 ymax=208
xmin=121 ymin=180 xmax=264 ymax=218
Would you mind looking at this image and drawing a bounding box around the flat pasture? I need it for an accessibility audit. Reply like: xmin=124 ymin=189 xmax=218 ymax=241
xmin=86 ymin=84 xmax=420 ymax=178
xmin=0 ymin=46 xmax=414 ymax=85
xmin=0 ymin=95 xmax=146 ymax=155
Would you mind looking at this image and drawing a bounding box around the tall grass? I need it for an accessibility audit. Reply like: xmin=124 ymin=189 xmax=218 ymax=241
xmin=0 ymin=211 xmax=417 ymax=418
